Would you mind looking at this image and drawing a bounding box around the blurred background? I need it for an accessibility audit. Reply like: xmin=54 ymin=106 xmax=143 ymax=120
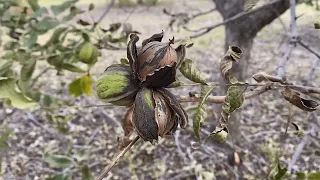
xmin=0 ymin=0 xmax=320 ymax=179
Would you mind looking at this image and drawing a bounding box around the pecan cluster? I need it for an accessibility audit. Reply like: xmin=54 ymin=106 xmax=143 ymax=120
xmin=96 ymin=32 xmax=188 ymax=143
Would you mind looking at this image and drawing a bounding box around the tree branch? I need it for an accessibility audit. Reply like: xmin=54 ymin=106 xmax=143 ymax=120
xmin=277 ymin=0 xmax=297 ymax=78
xmin=189 ymin=0 xmax=289 ymax=39
xmin=178 ymin=86 xmax=271 ymax=103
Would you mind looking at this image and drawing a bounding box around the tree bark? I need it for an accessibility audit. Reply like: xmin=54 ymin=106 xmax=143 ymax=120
xmin=213 ymin=0 xmax=291 ymax=144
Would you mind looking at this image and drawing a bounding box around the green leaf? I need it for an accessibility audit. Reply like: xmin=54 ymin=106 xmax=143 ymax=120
xmin=44 ymin=152 xmax=75 ymax=168
xmin=226 ymin=85 xmax=245 ymax=113
xmin=307 ymin=172 xmax=320 ymax=179
xmin=0 ymin=77 xmax=36 ymax=109
xmin=24 ymin=32 xmax=39 ymax=47
xmin=314 ymin=23 xmax=320 ymax=29
xmin=28 ymin=0 xmax=40 ymax=11
xmin=120 ymin=58 xmax=129 ymax=65
xmin=46 ymin=173 xmax=72 ymax=180
xmin=62 ymin=6 xmax=84 ymax=22
xmin=31 ymin=7 xmax=49 ymax=18
xmin=44 ymin=27 xmax=68 ymax=47
xmin=179 ymin=58 xmax=207 ymax=85
xmin=51 ymin=0 xmax=78 ymax=16
xmin=68 ymin=75 xmax=93 ymax=97
xmin=43 ymin=94 xmax=52 ymax=107
xmin=20 ymin=58 xmax=37 ymax=81
xmin=269 ymin=160 xmax=288 ymax=180
xmin=193 ymin=85 xmax=214 ymax=138
xmin=62 ymin=63 xmax=86 ymax=73
xmin=81 ymin=165 xmax=94 ymax=180
xmin=35 ymin=17 xmax=59 ymax=33
xmin=0 ymin=61 xmax=13 ymax=77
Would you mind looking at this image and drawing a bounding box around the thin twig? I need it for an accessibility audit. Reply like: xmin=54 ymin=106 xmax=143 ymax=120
xmin=277 ymin=0 xmax=297 ymax=78
xmin=93 ymin=0 xmax=116 ymax=29
xmin=307 ymin=58 xmax=320 ymax=81
xmin=97 ymin=136 xmax=140 ymax=180
xmin=298 ymin=40 xmax=320 ymax=59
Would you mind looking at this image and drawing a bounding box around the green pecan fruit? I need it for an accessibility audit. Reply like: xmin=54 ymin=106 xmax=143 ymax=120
xmin=78 ymin=42 xmax=98 ymax=64
xmin=96 ymin=64 xmax=139 ymax=106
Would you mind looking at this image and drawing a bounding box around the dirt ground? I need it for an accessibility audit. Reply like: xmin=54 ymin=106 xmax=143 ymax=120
xmin=1 ymin=0 xmax=320 ymax=179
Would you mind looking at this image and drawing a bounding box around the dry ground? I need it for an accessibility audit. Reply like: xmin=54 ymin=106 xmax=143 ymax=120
xmin=1 ymin=0 xmax=320 ymax=179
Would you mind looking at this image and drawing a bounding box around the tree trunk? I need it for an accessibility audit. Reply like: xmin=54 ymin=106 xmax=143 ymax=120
xmin=213 ymin=0 xmax=291 ymax=143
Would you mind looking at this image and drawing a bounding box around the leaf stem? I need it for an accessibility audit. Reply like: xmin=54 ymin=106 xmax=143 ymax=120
xmin=97 ymin=136 xmax=140 ymax=180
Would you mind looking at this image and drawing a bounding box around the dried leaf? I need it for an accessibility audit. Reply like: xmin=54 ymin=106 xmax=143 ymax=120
xmin=227 ymin=152 xmax=242 ymax=167
xmin=281 ymin=88 xmax=318 ymax=112
xmin=179 ymin=58 xmax=207 ymax=85
xmin=210 ymin=127 xmax=228 ymax=142
xmin=123 ymin=107 xmax=134 ymax=136
xmin=291 ymin=122 xmax=304 ymax=137
xmin=193 ymin=85 xmax=214 ymax=138
xmin=220 ymin=46 xmax=242 ymax=81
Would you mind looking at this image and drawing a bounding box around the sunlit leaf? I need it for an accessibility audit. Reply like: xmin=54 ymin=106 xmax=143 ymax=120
xmin=193 ymin=85 xmax=214 ymax=138
xmin=0 ymin=77 xmax=36 ymax=109
xmin=44 ymin=152 xmax=75 ymax=169
xmin=28 ymin=0 xmax=40 ymax=11
xmin=62 ymin=63 xmax=86 ymax=73
xmin=281 ymin=88 xmax=318 ymax=112
xmin=81 ymin=165 xmax=94 ymax=180
xmin=179 ymin=58 xmax=207 ymax=85
xmin=68 ymin=75 xmax=93 ymax=97
xmin=51 ymin=0 xmax=78 ymax=16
